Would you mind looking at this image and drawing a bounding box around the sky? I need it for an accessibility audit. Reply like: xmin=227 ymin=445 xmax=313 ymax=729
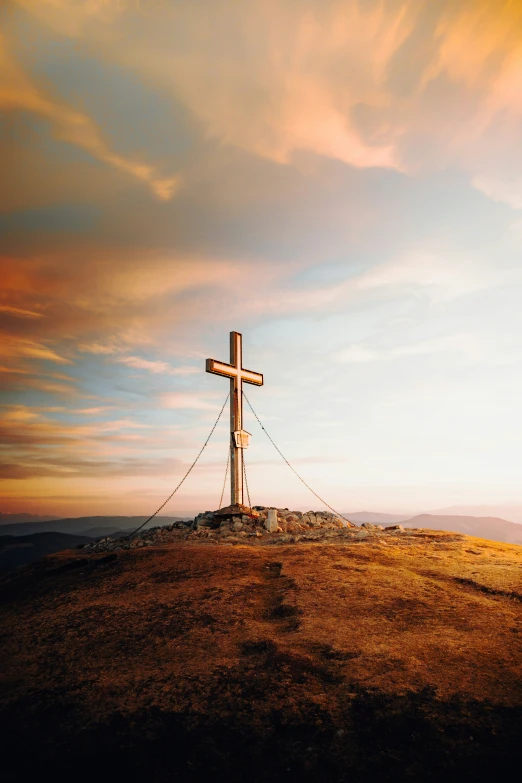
xmin=2 ymin=0 xmax=522 ymax=520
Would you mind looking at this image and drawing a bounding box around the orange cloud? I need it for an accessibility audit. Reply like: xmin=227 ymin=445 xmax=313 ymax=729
xmin=14 ymin=0 xmax=522 ymax=209
xmin=117 ymin=356 xmax=199 ymax=374
xmin=0 ymin=31 xmax=180 ymax=199
xmin=0 ymin=304 xmax=43 ymax=318
xmin=12 ymin=0 xmax=522 ymax=206
xmin=14 ymin=0 xmax=413 ymax=170
xmin=0 ymin=403 xmax=192 ymax=492
xmin=0 ymin=336 xmax=72 ymax=364
xmin=426 ymin=1 xmax=522 ymax=90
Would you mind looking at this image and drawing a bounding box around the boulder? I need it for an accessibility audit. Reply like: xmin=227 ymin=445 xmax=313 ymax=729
xmin=195 ymin=511 xmax=218 ymax=530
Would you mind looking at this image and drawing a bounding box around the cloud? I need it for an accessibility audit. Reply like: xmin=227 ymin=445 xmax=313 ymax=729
xmin=0 ymin=336 xmax=72 ymax=364
xmin=14 ymin=0 xmax=522 ymax=211
xmin=0 ymin=304 xmax=43 ymax=318
xmin=0 ymin=457 xmax=171 ymax=480
xmin=73 ymin=407 xmax=115 ymax=415
xmin=78 ymin=342 xmax=118 ymax=355
xmin=334 ymin=345 xmax=378 ymax=364
xmin=24 ymin=378 xmax=78 ymax=396
xmin=356 ymin=253 xmax=514 ymax=301
xmin=472 ymin=174 xmax=522 ymax=211
xmin=0 ymin=31 xmax=180 ymax=199
xmin=117 ymin=356 xmax=199 ymax=374
xmin=0 ymin=403 xmax=195 ymax=484
xmin=160 ymin=392 xmax=224 ymax=410
xmin=118 ymin=356 xmax=172 ymax=373
xmin=14 ymin=0 xmax=412 ymax=171
xmin=334 ymin=333 xmax=484 ymax=365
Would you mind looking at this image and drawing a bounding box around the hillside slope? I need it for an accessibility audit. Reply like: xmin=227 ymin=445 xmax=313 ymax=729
xmin=0 ymin=531 xmax=93 ymax=572
xmin=1 ymin=531 xmax=521 ymax=782
xmin=401 ymin=514 xmax=522 ymax=545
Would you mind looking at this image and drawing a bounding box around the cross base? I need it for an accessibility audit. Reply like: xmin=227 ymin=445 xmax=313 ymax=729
xmin=214 ymin=503 xmax=260 ymax=519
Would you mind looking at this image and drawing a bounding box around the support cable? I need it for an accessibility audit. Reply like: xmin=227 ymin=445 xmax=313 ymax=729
xmin=127 ymin=392 xmax=230 ymax=539
xmin=243 ymin=452 xmax=252 ymax=510
xmin=219 ymin=447 xmax=230 ymax=509
xmin=243 ymin=391 xmax=351 ymax=525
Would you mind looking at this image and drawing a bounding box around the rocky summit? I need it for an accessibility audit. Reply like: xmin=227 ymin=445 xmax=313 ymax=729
xmin=1 ymin=519 xmax=521 ymax=783
xmin=81 ymin=506 xmax=391 ymax=553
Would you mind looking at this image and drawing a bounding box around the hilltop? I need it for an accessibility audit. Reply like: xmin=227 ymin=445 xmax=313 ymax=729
xmin=1 ymin=524 xmax=521 ymax=782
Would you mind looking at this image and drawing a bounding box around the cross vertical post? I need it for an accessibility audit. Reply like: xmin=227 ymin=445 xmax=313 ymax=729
xmin=206 ymin=331 xmax=263 ymax=507
xmin=230 ymin=331 xmax=243 ymax=506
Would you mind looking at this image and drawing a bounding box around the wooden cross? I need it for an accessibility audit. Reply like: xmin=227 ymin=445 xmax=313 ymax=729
xmin=206 ymin=332 xmax=263 ymax=507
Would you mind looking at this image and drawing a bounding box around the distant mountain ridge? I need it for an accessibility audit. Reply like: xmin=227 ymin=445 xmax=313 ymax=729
xmin=0 ymin=531 xmax=93 ymax=572
xmin=0 ymin=513 xmax=59 ymax=524
xmin=432 ymin=504 xmax=522 ymax=524
xmin=400 ymin=514 xmax=522 ymax=545
xmin=344 ymin=512 xmax=410 ymax=524
xmin=0 ymin=515 xmax=190 ymax=538
xmin=3 ymin=511 xmax=522 ymax=547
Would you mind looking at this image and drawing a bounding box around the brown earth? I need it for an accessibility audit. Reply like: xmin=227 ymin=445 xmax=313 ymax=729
xmin=1 ymin=529 xmax=521 ymax=782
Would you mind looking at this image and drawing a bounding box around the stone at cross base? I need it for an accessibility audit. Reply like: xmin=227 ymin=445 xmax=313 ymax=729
xmin=194 ymin=506 xmax=354 ymax=534
xmin=265 ymin=508 xmax=278 ymax=533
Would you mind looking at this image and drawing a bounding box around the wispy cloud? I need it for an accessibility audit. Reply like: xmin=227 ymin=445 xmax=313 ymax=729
xmin=0 ymin=304 xmax=43 ymax=318
xmin=0 ymin=31 xmax=180 ymax=199
xmin=14 ymin=0 xmax=522 ymax=206
xmin=334 ymin=333 xmax=484 ymax=364
xmin=0 ymin=336 xmax=72 ymax=364
xmin=14 ymin=0 xmax=412 ymax=171
xmin=160 ymin=392 xmax=224 ymax=410
xmin=117 ymin=356 xmax=199 ymax=375
xmin=78 ymin=342 xmax=118 ymax=355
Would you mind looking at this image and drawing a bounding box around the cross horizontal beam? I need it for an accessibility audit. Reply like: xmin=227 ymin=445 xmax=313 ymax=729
xmin=206 ymin=358 xmax=263 ymax=386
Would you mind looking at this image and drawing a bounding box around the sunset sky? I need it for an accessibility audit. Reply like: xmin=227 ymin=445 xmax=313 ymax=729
xmin=2 ymin=0 xmax=522 ymax=519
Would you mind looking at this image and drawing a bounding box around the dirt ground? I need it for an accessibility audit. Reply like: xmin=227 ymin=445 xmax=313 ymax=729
xmin=1 ymin=530 xmax=521 ymax=782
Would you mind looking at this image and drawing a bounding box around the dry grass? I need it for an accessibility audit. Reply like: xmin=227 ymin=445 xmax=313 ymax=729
xmin=1 ymin=530 xmax=521 ymax=782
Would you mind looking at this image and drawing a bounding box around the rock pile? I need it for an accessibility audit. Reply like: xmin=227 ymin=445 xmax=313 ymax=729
xmin=80 ymin=507 xmax=411 ymax=554
xmin=195 ymin=505 xmax=352 ymax=534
